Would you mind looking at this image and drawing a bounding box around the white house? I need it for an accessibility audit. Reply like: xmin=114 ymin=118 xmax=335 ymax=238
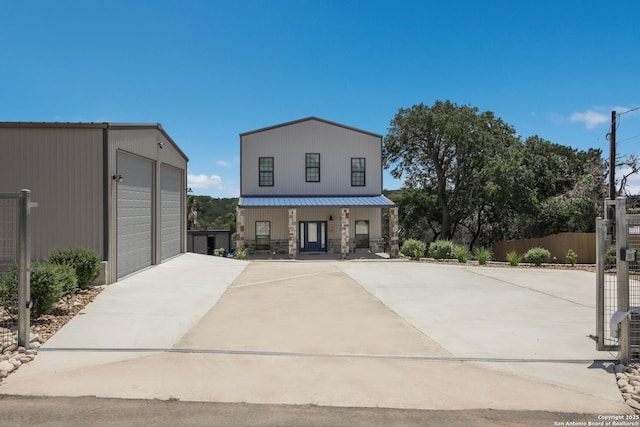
xmin=236 ymin=117 xmax=398 ymax=259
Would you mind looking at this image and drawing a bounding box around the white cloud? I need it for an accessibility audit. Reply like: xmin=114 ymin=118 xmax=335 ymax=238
xmin=570 ymin=110 xmax=609 ymax=129
xmin=188 ymin=174 xmax=223 ymax=189
xmin=216 ymin=160 xmax=231 ymax=167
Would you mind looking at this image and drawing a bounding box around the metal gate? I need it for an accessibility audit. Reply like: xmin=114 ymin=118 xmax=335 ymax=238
xmin=0 ymin=190 xmax=34 ymax=348
xmin=597 ymin=197 xmax=640 ymax=364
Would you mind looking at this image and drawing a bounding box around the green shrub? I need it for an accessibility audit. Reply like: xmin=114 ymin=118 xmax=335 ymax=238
xmin=400 ymin=239 xmax=426 ymax=260
xmin=473 ymin=247 xmax=492 ymax=265
xmin=605 ymin=244 xmax=617 ymax=267
xmin=0 ymin=262 xmax=74 ymax=316
xmin=452 ymin=245 xmax=470 ymax=263
xmin=566 ymin=249 xmax=578 ymax=267
xmin=506 ymin=250 xmax=522 ymax=266
xmin=524 ymin=247 xmax=551 ymax=266
xmin=234 ymin=249 xmax=247 ymax=260
xmin=48 ymin=247 xmax=101 ymax=289
xmin=0 ymin=268 xmax=18 ymax=315
xmin=429 ymin=240 xmax=455 ymax=260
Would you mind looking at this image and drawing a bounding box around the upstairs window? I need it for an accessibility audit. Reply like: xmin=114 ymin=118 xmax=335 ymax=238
xmin=351 ymin=158 xmax=366 ymax=186
xmin=259 ymin=157 xmax=274 ymax=186
xmin=306 ymin=153 xmax=320 ymax=182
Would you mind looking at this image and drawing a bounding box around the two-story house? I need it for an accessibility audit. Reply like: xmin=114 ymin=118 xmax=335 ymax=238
xmin=236 ymin=117 xmax=399 ymax=259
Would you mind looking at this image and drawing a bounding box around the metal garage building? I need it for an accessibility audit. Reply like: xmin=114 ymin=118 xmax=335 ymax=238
xmin=0 ymin=122 xmax=188 ymax=283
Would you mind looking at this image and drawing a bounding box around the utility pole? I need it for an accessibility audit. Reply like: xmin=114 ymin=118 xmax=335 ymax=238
xmin=609 ymin=110 xmax=617 ymax=200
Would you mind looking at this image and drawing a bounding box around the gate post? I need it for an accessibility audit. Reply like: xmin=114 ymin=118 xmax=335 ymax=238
xmin=596 ymin=217 xmax=605 ymax=350
xmin=616 ymin=197 xmax=630 ymax=364
xmin=17 ymin=189 xmax=31 ymax=348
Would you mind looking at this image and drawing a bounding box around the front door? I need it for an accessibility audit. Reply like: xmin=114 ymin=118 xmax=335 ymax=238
xmin=299 ymin=221 xmax=327 ymax=252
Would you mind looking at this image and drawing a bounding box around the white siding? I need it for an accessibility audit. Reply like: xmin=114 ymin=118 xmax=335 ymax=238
xmin=241 ymin=119 xmax=382 ymax=196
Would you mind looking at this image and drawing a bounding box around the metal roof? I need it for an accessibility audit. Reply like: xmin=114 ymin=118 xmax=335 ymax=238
xmin=0 ymin=122 xmax=188 ymax=161
xmin=239 ymin=116 xmax=382 ymax=139
xmin=238 ymin=195 xmax=395 ymax=207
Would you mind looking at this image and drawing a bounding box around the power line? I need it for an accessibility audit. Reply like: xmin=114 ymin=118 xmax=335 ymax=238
xmin=618 ymin=106 xmax=640 ymax=116
xmin=618 ymin=133 xmax=640 ymax=144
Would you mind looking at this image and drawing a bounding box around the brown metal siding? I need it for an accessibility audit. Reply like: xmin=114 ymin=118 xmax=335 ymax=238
xmin=0 ymin=127 xmax=104 ymax=260
xmin=241 ymin=119 xmax=382 ymax=196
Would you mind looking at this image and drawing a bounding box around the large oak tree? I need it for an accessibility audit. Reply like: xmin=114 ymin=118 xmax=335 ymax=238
xmin=384 ymin=100 xmax=520 ymax=243
xmin=384 ymin=100 xmax=606 ymax=248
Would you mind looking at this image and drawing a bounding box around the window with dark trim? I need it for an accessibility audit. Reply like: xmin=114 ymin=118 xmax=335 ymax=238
xmin=306 ymin=153 xmax=320 ymax=182
xmin=355 ymin=220 xmax=369 ymax=248
xmin=259 ymin=157 xmax=274 ymax=186
xmin=255 ymin=221 xmax=270 ymax=250
xmin=351 ymin=158 xmax=365 ymax=186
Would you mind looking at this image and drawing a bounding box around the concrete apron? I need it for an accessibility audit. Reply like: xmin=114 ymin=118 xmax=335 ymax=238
xmin=0 ymin=260 xmax=631 ymax=414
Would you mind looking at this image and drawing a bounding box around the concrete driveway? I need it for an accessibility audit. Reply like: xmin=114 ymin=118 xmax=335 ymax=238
xmin=0 ymin=254 xmax=630 ymax=414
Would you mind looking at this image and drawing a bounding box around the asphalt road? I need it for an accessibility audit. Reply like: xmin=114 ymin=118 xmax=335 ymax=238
xmin=0 ymin=395 xmax=613 ymax=427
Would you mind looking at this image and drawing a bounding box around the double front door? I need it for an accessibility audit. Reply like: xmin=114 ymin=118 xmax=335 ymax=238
xmin=299 ymin=221 xmax=327 ymax=252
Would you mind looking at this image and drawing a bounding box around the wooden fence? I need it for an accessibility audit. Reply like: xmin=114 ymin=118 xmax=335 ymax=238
xmin=492 ymin=232 xmax=596 ymax=264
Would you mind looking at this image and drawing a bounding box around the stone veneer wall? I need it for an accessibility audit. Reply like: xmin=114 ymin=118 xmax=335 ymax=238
xmin=389 ymin=207 xmax=399 ymax=257
xmin=340 ymin=208 xmax=350 ymax=259
xmin=236 ymin=207 xmax=245 ymax=250
xmin=288 ymin=208 xmax=297 ymax=259
xmin=243 ymin=239 xmax=289 ymax=255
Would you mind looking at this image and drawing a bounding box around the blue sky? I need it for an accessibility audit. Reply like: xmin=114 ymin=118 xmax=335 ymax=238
xmin=1 ymin=1 xmax=639 ymax=196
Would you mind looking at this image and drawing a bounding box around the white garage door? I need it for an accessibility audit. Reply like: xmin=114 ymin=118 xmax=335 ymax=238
xmin=161 ymin=164 xmax=182 ymax=261
xmin=117 ymin=152 xmax=153 ymax=279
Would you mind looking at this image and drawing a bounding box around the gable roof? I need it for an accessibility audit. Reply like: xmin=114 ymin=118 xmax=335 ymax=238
xmin=239 ymin=116 xmax=382 ymax=139
xmin=0 ymin=121 xmax=188 ymax=161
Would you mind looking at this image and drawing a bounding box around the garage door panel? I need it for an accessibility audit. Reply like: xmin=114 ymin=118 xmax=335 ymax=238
xmin=117 ymin=152 xmax=153 ymax=279
xmin=161 ymin=165 xmax=182 ymax=261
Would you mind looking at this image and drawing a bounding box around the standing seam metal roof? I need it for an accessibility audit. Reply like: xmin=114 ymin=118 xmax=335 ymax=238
xmin=238 ymin=195 xmax=395 ymax=207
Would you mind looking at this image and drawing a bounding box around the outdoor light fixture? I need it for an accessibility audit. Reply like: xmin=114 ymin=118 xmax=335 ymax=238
xmin=329 ymin=215 xmax=333 ymax=221
xmin=112 ymin=174 xmax=124 ymax=183
xmin=158 ymin=141 xmax=165 ymax=149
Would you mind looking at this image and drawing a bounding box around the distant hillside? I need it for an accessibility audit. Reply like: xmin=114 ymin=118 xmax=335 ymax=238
xmin=189 ymin=196 xmax=238 ymax=231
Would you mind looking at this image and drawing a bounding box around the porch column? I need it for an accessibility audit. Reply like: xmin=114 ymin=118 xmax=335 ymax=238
xmin=236 ymin=207 xmax=246 ymax=251
xmin=341 ymin=207 xmax=350 ymax=259
xmin=288 ymin=208 xmax=297 ymax=259
xmin=389 ymin=206 xmax=399 ymax=258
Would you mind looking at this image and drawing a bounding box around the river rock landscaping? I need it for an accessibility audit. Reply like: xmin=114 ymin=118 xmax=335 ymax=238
xmin=0 ymin=285 xmax=103 ymax=382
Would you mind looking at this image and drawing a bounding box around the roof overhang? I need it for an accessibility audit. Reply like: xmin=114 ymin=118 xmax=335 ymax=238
xmin=239 ymin=116 xmax=382 ymax=139
xmin=0 ymin=121 xmax=189 ymax=162
xmin=238 ymin=195 xmax=395 ymax=208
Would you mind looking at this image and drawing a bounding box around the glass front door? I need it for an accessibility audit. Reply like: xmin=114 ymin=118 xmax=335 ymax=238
xmin=299 ymin=221 xmax=327 ymax=252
